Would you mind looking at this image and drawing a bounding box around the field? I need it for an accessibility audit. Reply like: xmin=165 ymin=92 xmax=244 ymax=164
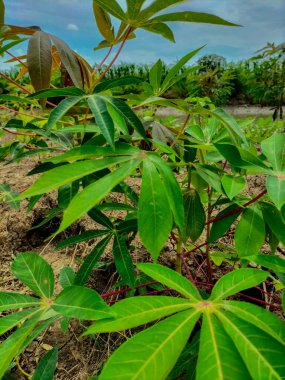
xmin=0 ymin=1 xmax=285 ymax=380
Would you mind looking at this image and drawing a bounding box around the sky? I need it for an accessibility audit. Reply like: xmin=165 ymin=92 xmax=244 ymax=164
xmin=2 ymin=0 xmax=285 ymax=68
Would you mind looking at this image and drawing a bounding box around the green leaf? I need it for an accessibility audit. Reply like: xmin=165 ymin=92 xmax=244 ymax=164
xmin=234 ymin=205 xmax=265 ymax=257
xmin=88 ymin=95 xmax=115 ymax=148
xmin=161 ymin=47 xmax=203 ymax=92
xmin=47 ymin=96 xmax=82 ymax=130
xmin=138 ymin=159 xmax=172 ymax=260
xmin=0 ymin=94 xmax=35 ymax=104
xmin=137 ymin=263 xmax=201 ymax=301
xmin=220 ymin=301 xmax=285 ymax=345
xmin=126 ymin=0 xmax=146 ymax=19
xmin=47 ymin=143 xmax=138 ymax=164
xmin=98 ymin=309 xmax=200 ymax=380
xmin=210 ymin=268 xmax=268 ymax=301
xmin=266 ymin=175 xmax=285 ymax=210
xmin=59 ymin=267 xmax=75 ymax=288
xmin=261 ymin=133 xmax=285 ymax=172
xmin=19 ymin=156 xmax=132 ymax=199
xmin=51 ymin=35 xmax=83 ymax=88
xmin=195 ymin=164 xmax=223 ymax=193
xmin=217 ymin=312 xmax=285 ymax=380
xmin=246 ymin=255 xmax=285 ymax=275
xmin=261 ymin=202 xmax=285 ymax=246
xmin=88 ymin=208 xmax=114 ymax=229
xmin=142 ymin=22 xmax=175 ymax=42
xmin=0 ymin=39 xmax=26 ymax=55
xmin=92 ymin=0 xmax=126 ymax=21
xmin=11 ymin=253 xmax=54 ymax=299
xmin=196 ymin=313 xmax=250 ymax=380
xmin=28 ymin=87 xmax=85 ymax=99
xmin=102 ymin=96 xmax=146 ymax=139
xmin=56 ymin=229 xmax=109 ymax=250
xmin=113 ymin=234 xmax=135 ymax=286
xmin=221 ymin=175 xmax=246 ymax=200
xmin=209 ymin=204 xmax=242 ymax=242
xmin=137 ymin=0 xmax=187 ymax=22
xmin=182 ymin=189 xmax=205 ymax=243
xmin=0 ymin=309 xmax=39 ymax=336
xmin=0 ymin=312 xmax=43 ymax=378
xmin=52 ymin=286 xmax=113 ymax=320
xmin=149 ymin=154 xmax=184 ymax=231
xmin=27 ymin=31 xmax=52 ymax=92
xmin=74 ymin=235 xmax=112 ymax=286
xmin=32 ymin=348 xmax=58 ymax=380
xmin=0 ymin=292 xmax=40 ymax=312
xmin=149 ymin=11 xmax=240 ymax=27
xmin=57 ymin=159 xmax=142 ymax=234
xmin=209 ymin=108 xmax=247 ymax=146
xmin=93 ymin=77 xmax=143 ymax=93
xmin=84 ymin=296 xmax=194 ymax=334
xmin=149 ymin=59 xmax=163 ymax=91
xmin=93 ymin=3 xmax=115 ymax=42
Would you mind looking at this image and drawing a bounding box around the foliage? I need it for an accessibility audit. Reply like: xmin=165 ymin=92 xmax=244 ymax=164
xmin=0 ymin=1 xmax=285 ymax=379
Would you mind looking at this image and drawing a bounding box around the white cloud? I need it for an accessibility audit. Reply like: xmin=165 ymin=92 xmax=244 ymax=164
xmin=67 ymin=23 xmax=79 ymax=31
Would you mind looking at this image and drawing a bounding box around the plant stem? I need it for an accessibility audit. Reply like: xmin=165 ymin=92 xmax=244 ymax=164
xmin=95 ymin=27 xmax=133 ymax=85
xmin=205 ymin=185 xmax=213 ymax=282
xmin=91 ymin=45 xmax=113 ymax=78
xmin=170 ymin=114 xmax=191 ymax=148
xmin=176 ymin=238 xmax=183 ymax=273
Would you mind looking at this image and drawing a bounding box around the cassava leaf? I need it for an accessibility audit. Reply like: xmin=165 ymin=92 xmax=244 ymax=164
xmin=32 ymin=348 xmax=58 ymax=380
xmin=210 ymin=268 xmax=268 ymax=301
xmin=137 ymin=263 xmax=201 ymax=301
xmin=52 ymin=286 xmax=113 ymax=320
xmin=11 ymin=252 xmax=54 ymax=299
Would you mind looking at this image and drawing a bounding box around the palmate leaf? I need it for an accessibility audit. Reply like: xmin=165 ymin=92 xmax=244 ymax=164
xmin=126 ymin=0 xmax=146 ymax=19
xmin=137 ymin=263 xmax=201 ymax=301
xmin=196 ymin=313 xmax=250 ymax=380
xmin=51 ymin=35 xmax=83 ymax=88
xmin=209 ymin=268 xmax=268 ymax=301
xmin=209 ymin=204 xmax=242 ymax=242
xmin=266 ymin=175 xmax=285 ymax=210
xmin=217 ymin=312 xmax=285 ymax=380
xmin=245 ymin=255 xmax=285 ymax=275
xmin=149 ymin=154 xmax=184 ymax=231
xmin=0 ymin=292 xmax=40 ymax=311
xmin=52 ymin=286 xmax=113 ymax=320
xmin=47 ymin=96 xmax=82 ymax=130
xmin=138 ymin=159 xmax=173 ymax=260
xmin=27 ymin=31 xmax=52 ymax=92
xmin=261 ymin=202 xmax=285 ymax=246
xmin=98 ymin=309 xmax=200 ymax=380
xmin=92 ymin=0 xmax=127 ymax=21
xmin=11 ymin=252 xmax=54 ymax=299
xmin=113 ymin=233 xmax=136 ymax=286
xmin=234 ymin=205 xmax=265 ymax=257
xmin=261 ymin=133 xmax=285 ymax=172
xmin=27 ymin=87 xmax=85 ymax=99
xmin=57 ymin=158 xmax=142 ymax=234
xmin=32 ymin=348 xmax=58 ymax=380
xmin=182 ymin=189 xmax=205 ymax=243
xmin=56 ymin=230 xmax=109 ymax=250
xmin=0 ymin=309 xmax=39 ymax=336
xmin=93 ymin=77 xmax=144 ymax=93
xmin=59 ymin=267 xmax=75 ymax=289
xmin=93 ymin=3 xmax=115 ymax=42
xmin=84 ymin=296 xmax=194 ymax=334
xmin=18 ymin=156 xmax=132 ymax=199
xmin=148 ymin=10 xmax=240 ymax=27
xmin=221 ymin=175 xmax=246 ymax=200
xmin=142 ymin=22 xmax=175 ymax=42
xmin=74 ymin=234 xmax=112 ymax=286
xmin=137 ymin=0 xmax=188 ymax=23
xmin=220 ymin=301 xmax=285 ymax=344
xmin=0 ymin=312 xmax=43 ymax=378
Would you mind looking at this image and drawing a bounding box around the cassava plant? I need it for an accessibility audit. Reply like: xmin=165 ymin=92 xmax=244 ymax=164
xmin=0 ymin=0 xmax=285 ymax=379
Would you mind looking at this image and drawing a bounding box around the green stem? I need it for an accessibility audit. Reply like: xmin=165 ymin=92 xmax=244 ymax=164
xmin=176 ymin=238 xmax=183 ymax=273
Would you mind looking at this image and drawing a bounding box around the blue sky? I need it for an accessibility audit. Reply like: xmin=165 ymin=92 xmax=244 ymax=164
xmin=3 ymin=0 xmax=285 ymax=67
